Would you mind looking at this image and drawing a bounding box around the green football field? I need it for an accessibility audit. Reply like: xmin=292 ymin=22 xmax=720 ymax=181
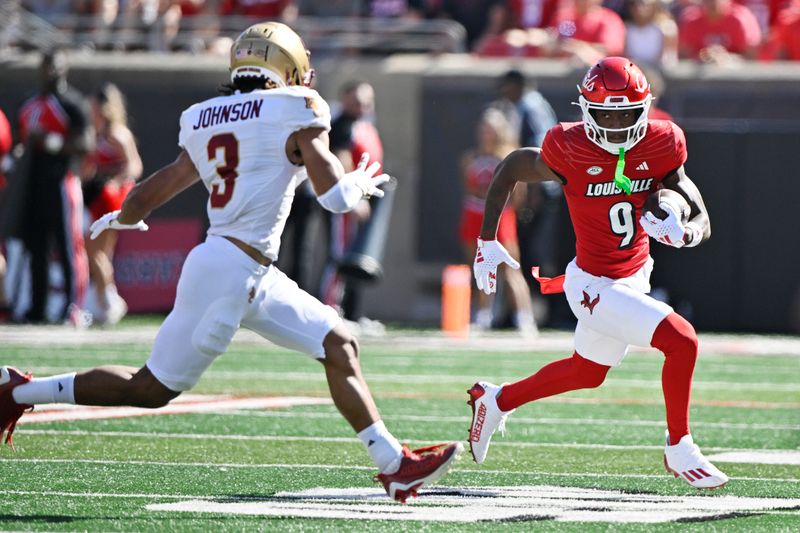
xmin=1 ymin=322 xmax=799 ymax=532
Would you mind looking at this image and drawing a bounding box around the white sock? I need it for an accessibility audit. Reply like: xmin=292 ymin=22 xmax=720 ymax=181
xmin=12 ymin=373 xmax=77 ymax=405
xmin=357 ymin=420 xmax=404 ymax=474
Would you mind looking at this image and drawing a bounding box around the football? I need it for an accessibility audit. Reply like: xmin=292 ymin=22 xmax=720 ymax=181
xmin=643 ymin=188 xmax=690 ymax=222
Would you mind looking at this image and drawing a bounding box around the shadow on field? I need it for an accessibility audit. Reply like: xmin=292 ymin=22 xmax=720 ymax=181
xmin=0 ymin=514 xmax=76 ymax=524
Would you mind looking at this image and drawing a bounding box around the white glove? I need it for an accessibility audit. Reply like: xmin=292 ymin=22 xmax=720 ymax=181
xmin=345 ymin=152 xmax=391 ymax=198
xmin=639 ymin=202 xmax=686 ymax=248
xmin=89 ymin=210 xmax=149 ymax=240
xmin=473 ymin=239 xmax=520 ymax=295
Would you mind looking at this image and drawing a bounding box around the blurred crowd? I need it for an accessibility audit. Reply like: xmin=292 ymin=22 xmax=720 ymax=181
xmin=5 ymin=0 xmax=800 ymax=64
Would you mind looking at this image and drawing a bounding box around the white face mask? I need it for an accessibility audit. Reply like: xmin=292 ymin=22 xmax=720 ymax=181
xmin=576 ymin=93 xmax=652 ymax=154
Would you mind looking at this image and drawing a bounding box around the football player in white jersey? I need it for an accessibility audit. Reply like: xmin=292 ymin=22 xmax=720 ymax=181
xmin=0 ymin=22 xmax=461 ymax=503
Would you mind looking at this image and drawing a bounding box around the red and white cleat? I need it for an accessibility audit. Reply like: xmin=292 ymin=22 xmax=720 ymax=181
xmin=374 ymin=442 xmax=463 ymax=503
xmin=467 ymin=381 xmax=514 ymax=464
xmin=0 ymin=366 xmax=33 ymax=448
xmin=664 ymin=432 xmax=729 ymax=489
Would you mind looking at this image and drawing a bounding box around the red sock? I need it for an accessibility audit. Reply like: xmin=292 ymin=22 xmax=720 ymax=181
xmin=497 ymin=352 xmax=610 ymax=412
xmin=651 ymin=312 xmax=698 ymax=445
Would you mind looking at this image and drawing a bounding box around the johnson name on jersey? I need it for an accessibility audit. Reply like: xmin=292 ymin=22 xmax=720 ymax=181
xmin=542 ymin=119 xmax=687 ymax=279
xmin=178 ymin=86 xmax=330 ymax=261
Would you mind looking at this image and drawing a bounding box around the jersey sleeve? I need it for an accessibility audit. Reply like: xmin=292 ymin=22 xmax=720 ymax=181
xmin=177 ymin=104 xmax=197 ymax=149
xmin=540 ymin=124 xmax=568 ymax=176
xmin=670 ymin=122 xmax=688 ymax=167
xmin=281 ymin=88 xmax=331 ymax=132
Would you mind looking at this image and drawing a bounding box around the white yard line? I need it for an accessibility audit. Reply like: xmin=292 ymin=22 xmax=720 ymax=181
xmin=16 ymin=366 xmax=800 ymax=392
xmin=4 ymin=326 xmax=800 ymax=356
xmin=226 ymin=410 xmax=800 ymax=431
xmin=707 ymin=451 xmax=800 ymax=466
xmin=13 ymin=428 xmax=798 ymax=455
xmin=1 ymin=459 xmax=798 ymax=484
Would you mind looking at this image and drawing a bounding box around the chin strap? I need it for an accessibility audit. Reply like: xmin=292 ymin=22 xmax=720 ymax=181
xmin=614 ymin=148 xmax=633 ymax=195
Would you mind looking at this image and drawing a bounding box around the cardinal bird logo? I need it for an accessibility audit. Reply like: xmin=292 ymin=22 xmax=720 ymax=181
xmin=581 ymin=291 xmax=600 ymax=314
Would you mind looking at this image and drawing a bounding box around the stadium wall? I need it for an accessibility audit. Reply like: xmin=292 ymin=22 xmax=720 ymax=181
xmin=1 ymin=54 xmax=798 ymax=333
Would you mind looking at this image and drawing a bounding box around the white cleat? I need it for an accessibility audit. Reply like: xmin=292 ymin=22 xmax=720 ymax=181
xmin=664 ymin=432 xmax=729 ymax=489
xmin=467 ymin=381 xmax=514 ymax=464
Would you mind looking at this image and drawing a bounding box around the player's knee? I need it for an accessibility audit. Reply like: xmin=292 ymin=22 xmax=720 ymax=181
xmin=571 ymin=353 xmax=609 ymax=388
xmin=127 ymin=369 xmax=180 ymax=408
xmin=573 ymin=354 xmax=610 ymax=389
xmin=652 ymin=313 xmax=698 ymax=358
xmin=322 ymin=327 xmax=360 ymax=373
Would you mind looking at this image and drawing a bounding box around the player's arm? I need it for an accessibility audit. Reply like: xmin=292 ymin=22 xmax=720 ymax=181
xmin=473 ymin=147 xmax=559 ymax=294
xmin=662 ymin=166 xmax=711 ymax=247
xmin=109 ymin=126 xmax=144 ymax=181
xmin=290 ymin=127 xmax=388 ymax=213
xmin=90 ymin=150 xmax=200 ymax=239
xmin=479 ymin=147 xmax=559 ymax=239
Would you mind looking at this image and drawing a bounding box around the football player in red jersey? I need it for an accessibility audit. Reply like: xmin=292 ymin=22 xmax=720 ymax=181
xmin=467 ymin=57 xmax=729 ymax=489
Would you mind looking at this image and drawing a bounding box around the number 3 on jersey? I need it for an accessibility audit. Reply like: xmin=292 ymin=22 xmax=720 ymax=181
xmin=609 ymin=201 xmax=636 ymax=248
xmin=207 ymin=133 xmax=239 ymax=208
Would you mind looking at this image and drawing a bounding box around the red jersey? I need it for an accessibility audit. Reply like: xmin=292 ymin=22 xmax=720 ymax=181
xmin=541 ymin=120 xmax=687 ymax=279
xmin=761 ymin=6 xmax=800 ymax=60
xmin=550 ymin=6 xmax=626 ymax=56
xmin=18 ymin=94 xmax=71 ymax=141
xmin=92 ymin=134 xmax=126 ymax=179
xmin=679 ymin=3 xmax=762 ymax=58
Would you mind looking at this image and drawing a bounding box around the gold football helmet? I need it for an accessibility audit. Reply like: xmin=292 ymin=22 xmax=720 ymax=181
xmin=229 ymin=22 xmax=314 ymax=87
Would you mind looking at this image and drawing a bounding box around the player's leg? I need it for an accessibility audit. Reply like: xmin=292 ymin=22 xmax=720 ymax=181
xmin=1 ymin=237 xmax=248 ymax=444
xmin=562 ymin=260 xmax=727 ymax=488
xmin=320 ymin=323 xmax=380 ymax=430
xmin=468 ymin=327 xmax=614 ymax=464
xmin=243 ymin=265 xmax=462 ymax=502
xmin=469 ymin=260 xmax=634 ymax=463
xmin=54 ymin=173 xmax=89 ymax=323
xmin=85 ymin=228 xmax=116 ymax=322
xmin=498 ymin=239 xmax=537 ymax=335
xmin=650 ymin=312 xmax=697 ymax=446
xmin=651 ymin=312 xmax=728 ymax=488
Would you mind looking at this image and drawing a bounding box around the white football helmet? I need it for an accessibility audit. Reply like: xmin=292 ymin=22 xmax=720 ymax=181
xmin=576 ymin=56 xmax=653 ymax=154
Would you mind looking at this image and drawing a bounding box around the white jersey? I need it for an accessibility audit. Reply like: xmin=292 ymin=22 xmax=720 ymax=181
xmin=179 ymin=86 xmax=330 ymax=260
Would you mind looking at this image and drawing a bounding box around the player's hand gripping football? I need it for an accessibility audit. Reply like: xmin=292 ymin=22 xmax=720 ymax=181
xmin=345 ymin=152 xmax=391 ymax=198
xmin=473 ymin=238 xmax=520 ymax=295
xmin=89 ymin=210 xmax=149 ymax=240
xmin=639 ymin=202 xmax=686 ymax=248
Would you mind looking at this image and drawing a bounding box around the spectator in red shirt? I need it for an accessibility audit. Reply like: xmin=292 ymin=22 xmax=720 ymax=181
xmin=477 ymin=0 xmax=625 ymax=61
xmin=761 ymin=1 xmax=800 ymax=59
xmin=734 ymin=0 xmax=791 ymax=34
xmin=679 ymin=0 xmax=762 ymax=62
xmin=219 ymin=0 xmax=296 ymax=18
xmin=508 ymin=0 xmax=559 ymax=28
xmin=549 ymin=0 xmax=627 ymax=64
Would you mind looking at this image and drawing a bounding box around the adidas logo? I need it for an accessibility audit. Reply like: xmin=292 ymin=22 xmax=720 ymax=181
xmin=636 ymin=161 xmax=650 ymax=171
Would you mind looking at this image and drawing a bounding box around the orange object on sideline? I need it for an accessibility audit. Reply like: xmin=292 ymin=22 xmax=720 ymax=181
xmin=442 ymin=265 xmax=471 ymax=338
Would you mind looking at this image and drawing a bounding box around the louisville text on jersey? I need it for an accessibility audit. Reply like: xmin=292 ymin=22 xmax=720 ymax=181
xmin=192 ymin=99 xmax=264 ymax=130
xmin=586 ymin=177 xmax=653 ymax=197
